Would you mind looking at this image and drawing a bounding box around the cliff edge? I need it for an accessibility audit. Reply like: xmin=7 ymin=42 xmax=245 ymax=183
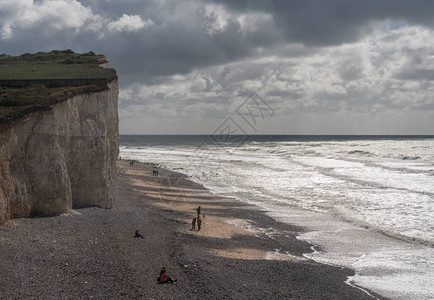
xmin=0 ymin=51 xmax=119 ymax=223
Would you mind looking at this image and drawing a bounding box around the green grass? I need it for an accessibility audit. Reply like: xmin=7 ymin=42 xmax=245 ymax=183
xmin=0 ymin=50 xmax=116 ymax=80
xmin=0 ymin=84 xmax=52 ymax=106
xmin=0 ymin=50 xmax=116 ymax=126
xmin=0 ymin=63 xmax=114 ymax=80
xmin=0 ymin=84 xmax=107 ymax=126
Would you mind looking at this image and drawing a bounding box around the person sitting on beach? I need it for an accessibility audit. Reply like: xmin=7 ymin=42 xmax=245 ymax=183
xmin=134 ymin=230 xmax=144 ymax=238
xmin=197 ymin=216 xmax=202 ymax=231
xmin=157 ymin=267 xmax=177 ymax=283
xmin=191 ymin=217 xmax=196 ymax=230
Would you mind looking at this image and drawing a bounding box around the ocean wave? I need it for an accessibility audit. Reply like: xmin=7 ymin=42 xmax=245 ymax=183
xmin=120 ymin=138 xmax=434 ymax=250
xmin=347 ymin=150 xmax=375 ymax=156
xmin=338 ymin=157 xmax=433 ymax=176
xmin=402 ymin=156 xmax=421 ymax=160
xmin=331 ymin=206 xmax=434 ymax=248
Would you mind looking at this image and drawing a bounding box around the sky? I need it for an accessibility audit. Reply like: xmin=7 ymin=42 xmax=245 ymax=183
xmin=1 ymin=0 xmax=434 ymax=135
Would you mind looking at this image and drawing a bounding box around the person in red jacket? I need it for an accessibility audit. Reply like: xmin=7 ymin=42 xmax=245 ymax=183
xmin=197 ymin=216 xmax=202 ymax=231
xmin=157 ymin=267 xmax=176 ymax=283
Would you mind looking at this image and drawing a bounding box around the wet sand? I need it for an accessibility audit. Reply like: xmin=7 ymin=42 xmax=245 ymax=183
xmin=0 ymin=160 xmax=387 ymax=299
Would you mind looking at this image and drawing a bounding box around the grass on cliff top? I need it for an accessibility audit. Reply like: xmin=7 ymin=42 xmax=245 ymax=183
xmin=0 ymin=84 xmax=79 ymax=107
xmin=0 ymin=50 xmax=116 ymax=80
xmin=0 ymin=50 xmax=116 ymax=127
xmin=0 ymin=84 xmax=107 ymax=126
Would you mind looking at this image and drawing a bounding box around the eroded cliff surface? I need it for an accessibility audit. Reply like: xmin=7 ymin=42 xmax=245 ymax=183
xmin=0 ymin=80 xmax=119 ymax=223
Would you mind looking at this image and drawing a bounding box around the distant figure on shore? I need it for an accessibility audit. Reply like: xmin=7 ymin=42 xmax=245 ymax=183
xmin=197 ymin=216 xmax=202 ymax=231
xmin=130 ymin=160 xmax=134 ymax=166
xmin=191 ymin=217 xmax=196 ymax=230
xmin=134 ymin=230 xmax=144 ymax=238
xmin=153 ymin=169 xmax=159 ymax=176
xmin=157 ymin=267 xmax=176 ymax=283
xmin=196 ymin=206 xmax=201 ymax=218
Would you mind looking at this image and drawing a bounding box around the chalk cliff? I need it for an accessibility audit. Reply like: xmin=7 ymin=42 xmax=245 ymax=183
xmin=0 ymin=80 xmax=119 ymax=223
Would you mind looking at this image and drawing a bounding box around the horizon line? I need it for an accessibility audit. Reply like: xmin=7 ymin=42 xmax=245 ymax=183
xmin=119 ymin=133 xmax=434 ymax=136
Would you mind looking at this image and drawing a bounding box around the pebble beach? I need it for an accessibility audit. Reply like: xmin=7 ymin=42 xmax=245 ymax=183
xmin=0 ymin=160 xmax=387 ymax=299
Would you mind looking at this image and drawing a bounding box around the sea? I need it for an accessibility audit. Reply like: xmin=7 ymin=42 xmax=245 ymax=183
xmin=119 ymin=135 xmax=434 ymax=300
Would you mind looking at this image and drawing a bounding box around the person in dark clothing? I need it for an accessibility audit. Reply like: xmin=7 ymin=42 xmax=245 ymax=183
xmin=197 ymin=216 xmax=202 ymax=231
xmin=191 ymin=217 xmax=196 ymax=230
xmin=196 ymin=206 xmax=201 ymax=218
xmin=157 ymin=267 xmax=176 ymax=283
xmin=134 ymin=230 xmax=144 ymax=238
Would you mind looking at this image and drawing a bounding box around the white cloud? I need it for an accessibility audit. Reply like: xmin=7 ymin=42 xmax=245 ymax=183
xmin=119 ymin=23 xmax=434 ymax=133
xmin=0 ymin=0 xmax=153 ymax=39
xmin=237 ymin=11 xmax=274 ymax=34
xmin=0 ymin=0 xmax=94 ymax=38
xmin=0 ymin=0 xmax=30 ymax=38
xmin=201 ymin=3 xmax=231 ymax=36
xmin=107 ymin=14 xmax=153 ymax=33
xmin=1 ymin=0 xmax=433 ymax=134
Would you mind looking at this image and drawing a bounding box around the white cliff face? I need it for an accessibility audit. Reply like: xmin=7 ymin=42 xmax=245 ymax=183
xmin=0 ymin=80 xmax=119 ymax=223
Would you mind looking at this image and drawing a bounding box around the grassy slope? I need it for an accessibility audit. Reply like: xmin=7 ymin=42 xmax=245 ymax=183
xmin=0 ymin=50 xmax=117 ymax=126
xmin=0 ymin=50 xmax=115 ymax=80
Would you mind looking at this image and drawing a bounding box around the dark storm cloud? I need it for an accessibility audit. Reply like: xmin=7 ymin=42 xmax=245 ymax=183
xmin=214 ymin=0 xmax=434 ymax=46
xmin=102 ymin=1 xmax=280 ymax=85
xmin=78 ymin=0 xmax=151 ymax=18
xmin=4 ymin=0 xmax=433 ymax=84
xmin=207 ymin=0 xmax=274 ymax=13
xmin=107 ymin=23 xmax=252 ymax=86
xmin=395 ymin=54 xmax=434 ymax=81
xmin=107 ymin=0 xmax=434 ymax=83
xmin=2 ymin=0 xmax=434 ymax=134
xmin=396 ymin=69 xmax=434 ymax=81
xmin=89 ymin=1 xmax=268 ymax=84
xmin=3 ymin=0 xmax=434 ymax=78
xmin=1 ymin=0 xmax=256 ymax=84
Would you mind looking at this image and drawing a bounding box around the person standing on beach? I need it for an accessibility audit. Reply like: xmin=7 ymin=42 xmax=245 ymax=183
xmin=191 ymin=217 xmax=196 ymax=230
xmin=196 ymin=206 xmax=201 ymax=218
xmin=197 ymin=216 xmax=202 ymax=231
